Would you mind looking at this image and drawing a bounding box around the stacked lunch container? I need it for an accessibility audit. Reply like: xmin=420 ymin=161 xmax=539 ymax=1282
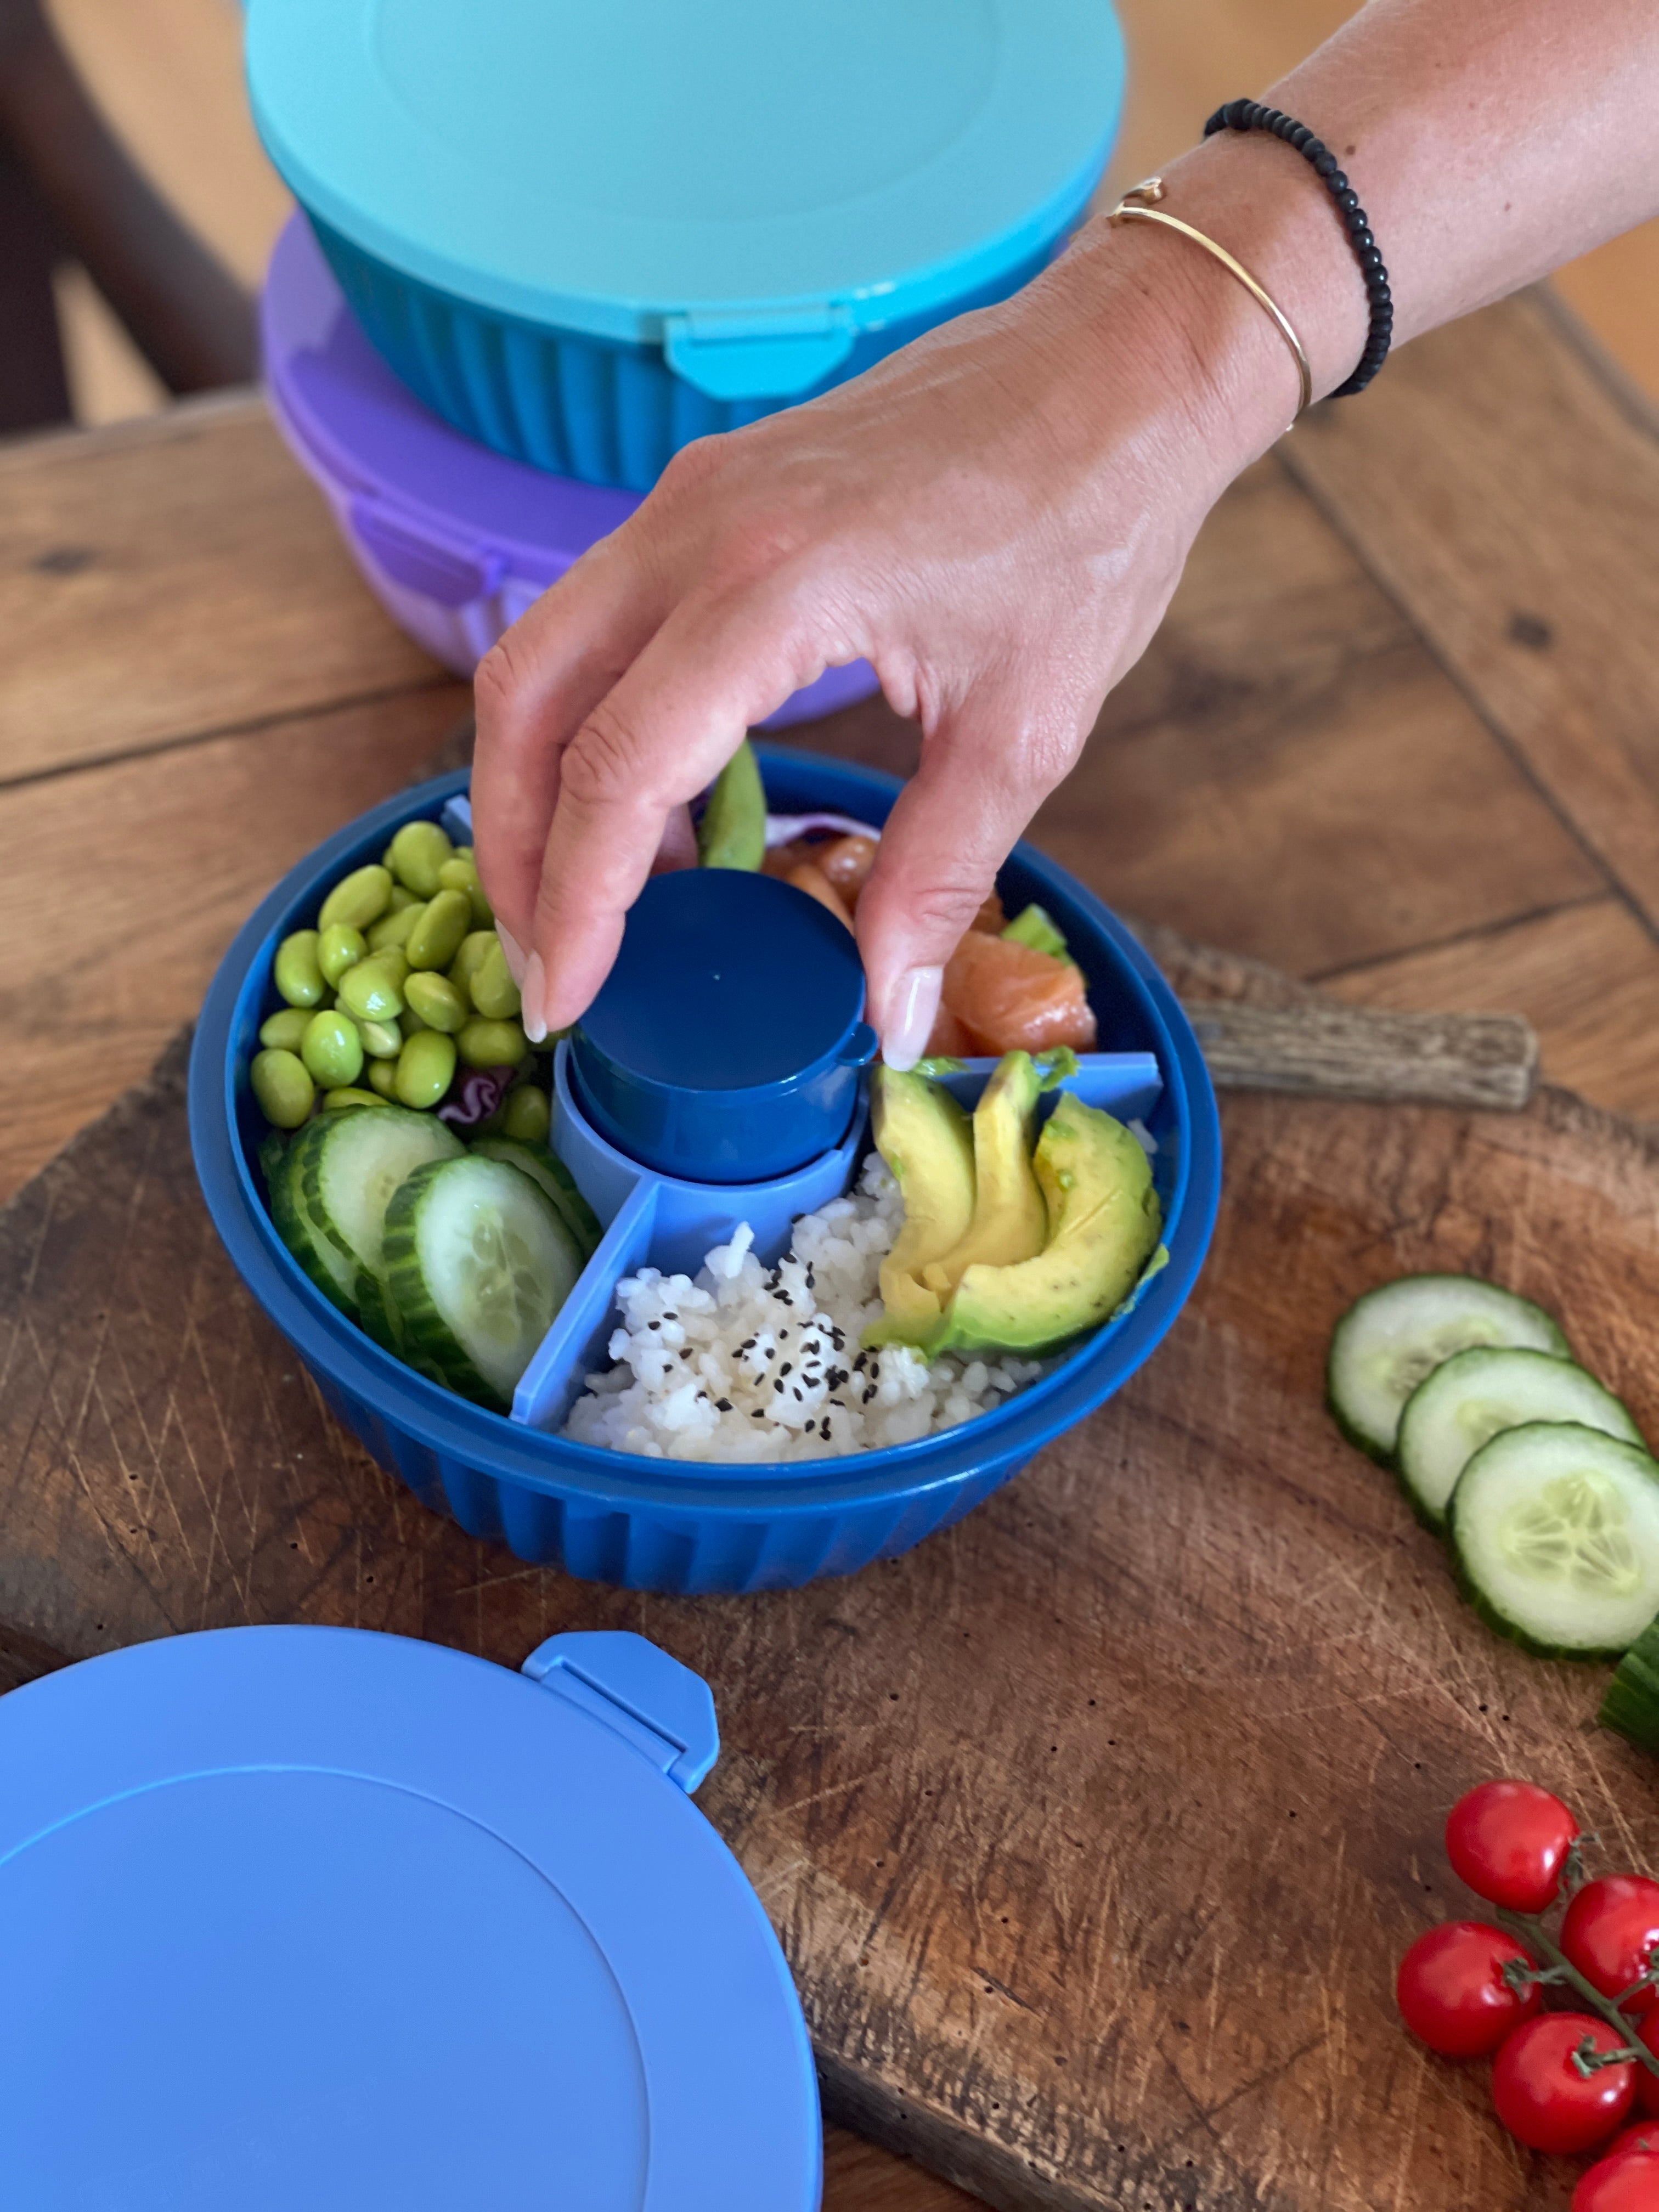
xmin=245 ymin=0 xmax=1127 ymax=693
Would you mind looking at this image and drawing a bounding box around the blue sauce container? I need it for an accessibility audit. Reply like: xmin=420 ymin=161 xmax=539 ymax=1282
xmin=190 ymin=749 xmax=1221 ymax=1595
xmin=245 ymin=0 xmax=1125 ymax=489
xmin=0 ymin=1625 xmax=821 ymax=2208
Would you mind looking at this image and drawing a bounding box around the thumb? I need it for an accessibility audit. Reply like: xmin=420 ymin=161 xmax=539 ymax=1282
xmin=854 ymin=689 xmax=1085 ymax=1068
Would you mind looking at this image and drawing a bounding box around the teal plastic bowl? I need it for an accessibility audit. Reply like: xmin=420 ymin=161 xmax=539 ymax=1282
xmin=246 ymin=0 xmax=1125 ymax=489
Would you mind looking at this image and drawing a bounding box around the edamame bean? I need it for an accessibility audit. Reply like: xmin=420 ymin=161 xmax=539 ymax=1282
xmin=300 ymin=1009 xmax=365 ymax=1088
xmin=458 ymin=1017 xmax=528 ymax=1069
xmin=387 ymin=819 xmax=454 ymax=898
xmin=368 ymin=1058 xmax=400 ymax=1100
xmin=337 ymin=953 xmax=406 ymax=1023
xmin=251 ymin=1048 xmax=314 ymax=1128
xmin=322 ymin=1087 xmax=388 ymax=1111
xmin=395 ymin=1029 xmax=458 ymax=1109
xmin=405 ymin=888 xmax=472 ymax=972
xmin=259 ymin=1007 xmax=311 ymax=1052
xmin=469 ymin=938 xmax=522 ymax=1020
xmin=448 ymin=930 xmax=496 ymax=1000
xmin=438 ymin=853 xmax=492 ymax=926
xmin=499 ymin=1083 xmax=551 ymax=1144
xmin=357 ymin=1017 xmax=403 ymax=1059
xmin=367 ymin=905 xmax=419 ymax=954
xmin=404 ymin=970 xmax=469 ymax=1034
xmin=273 ymin=929 xmax=325 ymax=1008
xmin=318 ymin=923 xmax=366 ymax=986
xmin=388 ymin=883 xmax=420 ymax=913
xmin=318 ymin=864 xmax=393 ymax=933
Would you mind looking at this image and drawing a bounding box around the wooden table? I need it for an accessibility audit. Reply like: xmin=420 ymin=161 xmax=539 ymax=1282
xmin=3 ymin=289 xmax=1659 ymax=2208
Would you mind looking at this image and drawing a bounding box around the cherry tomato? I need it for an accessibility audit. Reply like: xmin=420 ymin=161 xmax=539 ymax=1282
xmin=1492 ymin=2014 xmax=1637 ymax=2154
xmin=1573 ymin=2153 xmax=1659 ymax=2212
xmin=1609 ymin=2120 xmax=1659 ymax=2159
xmin=1445 ymin=1780 xmax=1579 ymax=1912
xmin=1564 ymin=1878 xmax=1659 ymax=2018
xmin=1395 ymin=1922 xmax=1540 ymax=2057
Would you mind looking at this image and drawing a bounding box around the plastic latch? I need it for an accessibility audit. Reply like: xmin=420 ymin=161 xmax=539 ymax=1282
xmin=663 ymin=306 xmax=857 ymax=402
xmin=521 ymin=1630 xmax=719 ymax=1793
xmin=348 ymin=495 xmax=503 ymax=608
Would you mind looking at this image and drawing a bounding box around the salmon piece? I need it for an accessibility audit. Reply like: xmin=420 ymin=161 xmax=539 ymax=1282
xmin=972 ymin=889 xmax=1007 ymax=934
xmin=814 ymin=834 xmax=879 ymax=911
xmin=924 ymin=1003 xmax=983 ymax=1057
xmin=785 ymin=861 xmax=854 ymax=931
xmin=943 ymin=930 xmax=1097 ymax=1054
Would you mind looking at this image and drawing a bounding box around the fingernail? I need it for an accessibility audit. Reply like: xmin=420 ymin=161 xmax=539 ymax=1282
xmin=522 ymin=951 xmax=548 ymax=1044
xmin=881 ymin=966 xmax=941 ymax=1071
xmin=495 ymin=923 xmax=527 ymax=986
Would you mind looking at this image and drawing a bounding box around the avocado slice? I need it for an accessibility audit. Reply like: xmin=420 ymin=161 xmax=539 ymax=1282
xmin=919 ymin=1052 xmax=1047 ymax=1299
xmin=867 ymin=1068 xmax=975 ymax=1346
xmin=933 ymin=1092 xmax=1163 ymax=1361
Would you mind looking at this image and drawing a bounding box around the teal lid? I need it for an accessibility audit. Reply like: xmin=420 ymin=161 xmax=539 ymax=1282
xmin=247 ymin=0 xmax=1124 ymax=397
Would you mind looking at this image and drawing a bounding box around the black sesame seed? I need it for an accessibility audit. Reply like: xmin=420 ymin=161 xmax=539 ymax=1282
xmin=792 ymin=1387 xmax=803 ymax=1401
xmin=774 ymin=1380 xmax=784 ymax=1393
xmin=864 ymin=1385 xmax=877 ymax=1403
xmin=647 ymin=1319 xmax=661 ymax=1330
xmin=715 ymin=1398 xmax=732 ymax=1412
xmin=779 ymin=1363 xmax=793 ymax=1377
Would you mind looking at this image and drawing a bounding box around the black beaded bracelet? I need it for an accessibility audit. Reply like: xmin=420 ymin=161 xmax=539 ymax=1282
xmin=1203 ymin=98 xmax=1392 ymax=397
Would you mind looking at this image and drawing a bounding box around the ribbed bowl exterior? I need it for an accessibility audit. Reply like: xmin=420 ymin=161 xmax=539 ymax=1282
xmin=309 ymin=216 xmax=1057 ymax=494
xmin=190 ymin=756 xmax=1221 ymax=1594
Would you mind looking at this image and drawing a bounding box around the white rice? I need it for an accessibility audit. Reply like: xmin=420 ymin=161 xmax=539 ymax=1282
xmin=562 ymin=1152 xmax=1043 ymax=1462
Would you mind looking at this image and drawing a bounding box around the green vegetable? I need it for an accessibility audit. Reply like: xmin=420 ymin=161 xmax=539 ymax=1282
xmin=300 ymin=1008 xmax=365 ymax=1089
xmin=386 ymin=820 xmax=453 ymax=898
xmin=1449 ymin=1423 xmax=1659 ymax=1658
xmin=471 ymin=1132 xmax=600 ymax=1260
xmin=357 ymin=1017 xmax=403 ymax=1060
xmin=697 ymin=739 xmax=766 ymax=870
xmin=322 ymin=1087 xmax=388 ymax=1111
xmin=382 ymin=1154 xmax=584 ymax=1408
xmin=866 ymin=1068 xmax=977 ymax=1346
xmin=404 ymin=971 xmax=469 ymax=1035
xmin=498 ymin=1084 xmax=551 ymax=1146
xmin=367 ymin=1059 xmax=399 ymax=1101
xmin=273 ymin=929 xmax=326 ymax=1009
xmin=469 ymin=939 xmax=522 ymax=1020
xmin=258 ymin=1007 xmax=311 ymax=1053
xmin=319 ymin=864 xmax=393 ymax=934
xmin=251 ymin=1047 xmax=314 ymax=1128
xmin=438 ymin=851 xmax=492 ymax=926
xmin=459 ymin=1016 xmax=527 ymax=1069
xmin=1396 ymin=1346 xmax=1643 ymax=1532
xmin=268 ymin=1117 xmax=358 ymax=1313
xmin=337 ymin=952 xmax=407 ymax=1024
xmin=448 ymin=929 xmax=497 ymax=1001
xmin=1600 ymin=1616 xmax=1659 ymax=1752
xmin=299 ymin=1104 xmax=462 ymax=1290
xmin=317 ymin=923 xmax=366 ymax=986
xmin=1326 ymin=1276 xmax=1570 ymax=1464
xmin=1002 ymin=903 xmax=1070 ymax=961
xmin=915 ymin=1051 xmax=1047 ymax=1296
xmin=387 ymin=883 xmax=420 ymax=914
xmin=395 ymin=1028 xmax=458 ymax=1109
xmin=405 ymin=888 xmax=473 ymax=972
xmin=367 ymin=905 xmax=420 ymax=954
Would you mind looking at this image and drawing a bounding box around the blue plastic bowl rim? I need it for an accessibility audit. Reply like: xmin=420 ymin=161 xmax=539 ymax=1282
xmin=189 ymin=751 xmax=1221 ymax=1519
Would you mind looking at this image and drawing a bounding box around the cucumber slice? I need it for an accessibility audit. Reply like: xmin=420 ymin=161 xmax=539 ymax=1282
xmin=1327 ymin=1274 xmax=1569 ymax=1462
xmin=1449 ymin=1423 xmax=1659 ymax=1658
xmin=1397 ymin=1347 xmax=1643 ymax=1531
xmin=301 ymin=1105 xmax=462 ymax=1279
xmin=382 ymin=1155 xmax=584 ymax=1408
xmin=470 ymin=1135 xmax=602 ymax=1260
xmin=268 ymin=1119 xmax=359 ymax=1316
xmin=1600 ymin=1616 xmax=1659 ymax=1753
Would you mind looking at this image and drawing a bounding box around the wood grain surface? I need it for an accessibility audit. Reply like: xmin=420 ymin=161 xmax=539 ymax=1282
xmin=2 ymin=280 xmax=1659 ymax=2208
xmin=4 ymin=952 xmax=1657 ymax=2211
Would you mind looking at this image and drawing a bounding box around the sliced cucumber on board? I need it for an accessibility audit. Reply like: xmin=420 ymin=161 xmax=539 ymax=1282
xmin=1396 ymin=1347 xmax=1643 ymax=1531
xmin=1327 ymin=1275 xmax=1570 ymax=1462
xmin=269 ymin=1119 xmax=359 ymax=1316
xmin=470 ymin=1135 xmax=602 ymax=1261
xmin=1449 ymin=1422 xmax=1659 ymax=1657
xmin=301 ymin=1105 xmax=462 ymax=1280
xmin=382 ymin=1154 xmax=585 ymax=1409
xmin=1601 ymin=1616 xmax=1659 ymax=1752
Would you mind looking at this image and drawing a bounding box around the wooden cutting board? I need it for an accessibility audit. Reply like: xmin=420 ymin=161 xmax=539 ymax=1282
xmin=2 ymin=924 xmax=1654 ymax=2212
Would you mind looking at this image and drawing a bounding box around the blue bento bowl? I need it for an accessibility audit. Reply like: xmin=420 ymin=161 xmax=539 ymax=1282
xmin=190 ymin=748 xmax=1221 ymax=1594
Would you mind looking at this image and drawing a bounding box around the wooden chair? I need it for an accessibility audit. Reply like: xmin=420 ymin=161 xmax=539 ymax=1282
xmin=0 ymin=0 xmax=255 ymax=434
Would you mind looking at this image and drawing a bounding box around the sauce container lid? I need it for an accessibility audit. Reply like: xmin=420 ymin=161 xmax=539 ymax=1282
xmin=0 ymin=1625 xmax=820 ymax=2208
xmin=246 ymin=0 xmax=1125 ymax=397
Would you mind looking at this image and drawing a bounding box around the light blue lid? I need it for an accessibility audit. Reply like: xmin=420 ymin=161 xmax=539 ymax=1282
xmin=0 ymin=1626 xmax=820 ymax=2210
xmin=247 ymin=0 xmax=1124 ymax=392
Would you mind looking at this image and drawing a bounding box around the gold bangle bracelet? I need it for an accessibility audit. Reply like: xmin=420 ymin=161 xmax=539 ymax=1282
xmin=1108 ymin=177 xmax=1313 ymax=426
